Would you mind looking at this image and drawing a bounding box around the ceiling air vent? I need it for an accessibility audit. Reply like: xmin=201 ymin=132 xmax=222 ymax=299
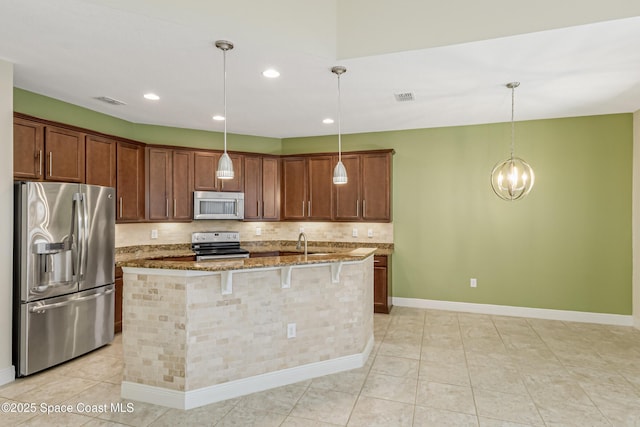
xmin=94 ymin=96 xmax=127 ymax=106
xmin=394 ymin=92 xmax=415 ymax=102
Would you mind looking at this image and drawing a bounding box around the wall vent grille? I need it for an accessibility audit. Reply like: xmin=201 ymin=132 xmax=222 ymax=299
xmin=94 ymin=96 xmax=127 ymax=106
xmin=394 ymin=92 xmax=415 ymax=102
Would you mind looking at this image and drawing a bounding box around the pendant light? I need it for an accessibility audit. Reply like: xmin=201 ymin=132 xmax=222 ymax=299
xmin=331 ymin=66 xmax=348 ymax=185
xmin=490 ymin=82 xmax=534 ymax=200
xmin=215 ymin=40 xmax=234 ymax=180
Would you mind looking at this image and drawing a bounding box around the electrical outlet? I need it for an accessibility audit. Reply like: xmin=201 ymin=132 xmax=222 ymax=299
xmin=255 ymin=227 xmax=262 ymax=236
xmin=352 ymin=228 xmax=358 ymax=237
xmin=287 ymin=323 xmax=296 ymax=338
xmin=150 ymin=229 xmax=158 ymax=239
xmin=299 ymin=227 xmax=304 ymax=233
xmin=367 ymin=229 xmax=374 ymax=238
xmin=470 ymin=278 xmax=477 ymax=288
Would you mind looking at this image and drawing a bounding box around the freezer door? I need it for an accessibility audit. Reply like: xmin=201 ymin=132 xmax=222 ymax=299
xmin=79 ymin=184 xmax=115 ymax=290
xmin=16 ymin=182 xmax=80 ymax=301
xmin=17 ymin=285 xmax=114 ymax=376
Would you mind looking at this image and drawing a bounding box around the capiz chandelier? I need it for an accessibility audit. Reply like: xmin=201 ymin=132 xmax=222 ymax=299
xmin=490 ymin=82 xmax=534 ymax=200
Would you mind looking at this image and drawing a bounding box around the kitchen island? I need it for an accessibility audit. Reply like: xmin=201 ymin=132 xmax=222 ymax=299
xmin=118 ymin=248 xmax=375 ymax=409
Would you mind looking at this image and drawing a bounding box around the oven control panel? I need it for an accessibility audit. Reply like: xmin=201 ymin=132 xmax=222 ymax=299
xmin=191 ymin=231 xmax=240 ymax=244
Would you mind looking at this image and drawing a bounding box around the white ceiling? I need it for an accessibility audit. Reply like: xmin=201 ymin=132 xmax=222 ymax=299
xmin=1 ymin=0 xmax=640 ymax=139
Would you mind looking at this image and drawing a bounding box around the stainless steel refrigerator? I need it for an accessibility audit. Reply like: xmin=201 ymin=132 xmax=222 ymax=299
xmin=13 ymin=181 xmax=115 ymax=376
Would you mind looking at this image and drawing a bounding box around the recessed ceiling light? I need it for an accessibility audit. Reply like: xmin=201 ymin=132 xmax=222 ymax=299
xmin=322 ymin=118 xmax=334 ymax=124
xmin=262 ymin=69 xmax=280 ymax=78
xmin=144 ymin=93 xmax=160 ymax=100
xmin=212 ymin=115 xmax=225 ymax=121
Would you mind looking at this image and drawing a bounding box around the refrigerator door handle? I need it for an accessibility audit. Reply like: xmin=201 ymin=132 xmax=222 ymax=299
xmin=29 ymin=288 xmax=114 ymax=314
xmin=72 ymin=193 xmax=85 ymax=281
xmin=80 ymin=193 xmax=89 ymax=280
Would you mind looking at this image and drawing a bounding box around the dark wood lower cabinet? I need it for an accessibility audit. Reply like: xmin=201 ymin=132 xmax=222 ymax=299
xmin=374 ymin=255 xmax=392 ymax=314
xmin=115 ymin=266 xmax=123 ymax=334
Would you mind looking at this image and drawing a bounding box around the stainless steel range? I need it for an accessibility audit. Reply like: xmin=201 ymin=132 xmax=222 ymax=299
xmin=191 ymin=231 xmax=250 ymax=261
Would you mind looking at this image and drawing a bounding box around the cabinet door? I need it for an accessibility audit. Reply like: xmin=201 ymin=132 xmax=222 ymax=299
xmin=116 ymin=142 xmax=145 ymax=221
xmin=193 ymin=151 xmax=219 ymax=191
xmin=244 ymin=155 xmax=262 ymax=220
xmin=220 ymin=153 xmax=244 ymax=192
xmin=307 ymin=156 xmax=333 ymax=220
xmin=373 ymin=255 xmax=391 ymax=314
xmin=194 ymin=151 xmax=243 ymax=192
xmin=85 ymin=135 xmax=116 ymax=187
xmin=172 ymin=150 xmax=194 ymax=220
xmin=146 ymin=147 xmax=172 ymax=221
xmin=261 ymin=157 xmax=280 ymax=220
xmin=362 ymin=153 xmax=391 ymax=221
xmin=333 ymin=154 xmax=361 ymax=220
xmin=281 ymin=157 xmax=307 ymax=219
xmin=13 ymin=118 xmax=44 ymax=180
xmin=45 ymin=126 xmax=85 ymax=182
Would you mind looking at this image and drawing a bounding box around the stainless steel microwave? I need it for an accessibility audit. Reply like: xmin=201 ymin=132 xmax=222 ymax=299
xmin=193 ymin=191 xmax=244 ymax=220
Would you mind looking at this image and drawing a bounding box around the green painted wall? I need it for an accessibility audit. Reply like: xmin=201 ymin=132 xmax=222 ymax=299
xmin=283 ymin=114 xmax=633 ymax=315
xmin=13 ymin=88 xmax=281 ymax=154
xmin=14 ymin=87 xmax=633 ymax=314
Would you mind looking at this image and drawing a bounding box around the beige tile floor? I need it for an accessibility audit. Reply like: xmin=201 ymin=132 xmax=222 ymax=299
xmin=3 ymin=307 xmax=640 ymax=426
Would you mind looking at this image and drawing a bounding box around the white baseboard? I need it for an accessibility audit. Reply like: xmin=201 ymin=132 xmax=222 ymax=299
xmin=392 ymin=297 xmax=633 ymax=326
xmin=122 ymin=334 xmax=374 ymax=410
xmin=0 ymin=366 xmax=15 ymax=387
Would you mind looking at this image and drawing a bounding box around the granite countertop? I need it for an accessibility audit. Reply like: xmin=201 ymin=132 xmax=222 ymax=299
xmin=115 ymin=240 xmax=394 ymax=264
xmin=118 ymin=247 xmax=378 ymax=272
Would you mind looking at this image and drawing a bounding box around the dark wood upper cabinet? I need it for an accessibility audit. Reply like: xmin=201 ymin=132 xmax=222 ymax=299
xmin=282 ymin=156 xmax=333 ymax=221
xmin=14 ymin=115 xmax=393 ymax=225
xmin=283 ymin=150 xmax=392 ymax=222
xmin=146 ymin=147 xmax=172 ymax=221
xmin=244 ymin=155 xmax=280 ymax=221
xmin=172 ymin=150 xmax=194 ymax=220
xmin=261 ymin=157 xmax=280 ymax=220
xmin=362 ymin=152 xmax=391 ymax=221
xmin=332 ymin=152 xmax=392 ymax=222
xmin=44 ymin=126 xmax=85 ymax=182
xmin=13 ymin=117 xmax=85 ymax=183
xmin=85 ymin=135 xmax=116 ymax=187
xmin=333 ymin=154 xmax=361 ymax=220
xmin=193 ymin=151 xmax=243 ymax=192
xmin=281 ymin=157 xmax=307 ymax=220
xmin=116 ymin=141 xmax=145 ymax=222
xmin=146 ymin=147 xmax=194 ymax=221
xmin=13 ymin=118 xmax=44 ymax=180
xmin=307 ymin=156 xmax=333 ymax=220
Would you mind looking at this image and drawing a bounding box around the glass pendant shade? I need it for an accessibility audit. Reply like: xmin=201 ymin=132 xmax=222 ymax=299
xmin=491 ymin=157 xmax=534 ymax=200
xmin=490 ymin=82 xmax=534 ymax=201
xmin=333 ymin=160 xmax=348 ymax=184
xmin=215 ymin=40 xmax=234 ymax=181
xmin=332 ymin=65 xmax=348 ymax=185
xmin=216 ymin=152 xmax=234 ymax=180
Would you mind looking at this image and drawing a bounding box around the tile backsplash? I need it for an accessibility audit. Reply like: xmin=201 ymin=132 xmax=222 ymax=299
xmin=115 ymin=221 xmax=393 ymax=248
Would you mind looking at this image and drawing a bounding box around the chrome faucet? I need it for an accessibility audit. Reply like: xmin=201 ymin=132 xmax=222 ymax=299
xmin=296 ymin=232 xmax=308 ymax=256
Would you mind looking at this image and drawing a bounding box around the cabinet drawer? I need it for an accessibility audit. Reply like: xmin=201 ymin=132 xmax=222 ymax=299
xmin=374 ymin=255 xmax=387 ymax=267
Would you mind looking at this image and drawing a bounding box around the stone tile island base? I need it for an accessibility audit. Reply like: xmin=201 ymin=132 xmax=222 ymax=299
xmin=120 ymin=256 xmax=374 ymax=409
